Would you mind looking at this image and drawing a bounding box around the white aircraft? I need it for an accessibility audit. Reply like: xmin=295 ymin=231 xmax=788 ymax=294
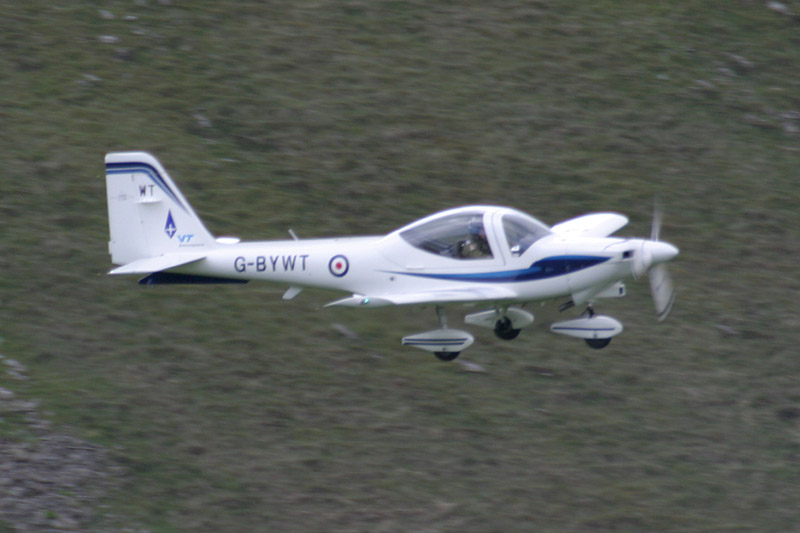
xmin=105 ymin=152 xmax=679 ymax=361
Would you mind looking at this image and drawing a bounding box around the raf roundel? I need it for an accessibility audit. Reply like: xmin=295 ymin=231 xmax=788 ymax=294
xmin=328 ymin=255 xmax=349 ymax=277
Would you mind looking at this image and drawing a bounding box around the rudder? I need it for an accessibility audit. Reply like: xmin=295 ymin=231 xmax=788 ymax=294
xmin=105 ymin=152 xmax=215 ymax=265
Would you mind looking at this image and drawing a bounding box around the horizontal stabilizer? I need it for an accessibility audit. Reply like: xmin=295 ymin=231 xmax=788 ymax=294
xmin=109 ymin=253 xmax=206 ymax=275
xmin=551 ymin=213 xmax=628 ymax=238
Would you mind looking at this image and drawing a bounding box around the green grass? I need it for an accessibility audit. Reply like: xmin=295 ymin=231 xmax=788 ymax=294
xmin=2 ymin=1 xmax=800 ymax=531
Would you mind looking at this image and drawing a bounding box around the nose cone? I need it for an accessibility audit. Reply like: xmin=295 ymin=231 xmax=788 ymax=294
xmin=647 ymin=241 xmax=679 ymax=264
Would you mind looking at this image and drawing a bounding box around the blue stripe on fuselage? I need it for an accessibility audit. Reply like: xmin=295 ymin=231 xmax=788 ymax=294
xmin=387 ymin=255 xmax=610 ymax=283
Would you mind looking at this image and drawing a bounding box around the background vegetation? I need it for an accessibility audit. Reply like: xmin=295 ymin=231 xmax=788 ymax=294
xmin=2 ymin=1 xmax=799 ymax=530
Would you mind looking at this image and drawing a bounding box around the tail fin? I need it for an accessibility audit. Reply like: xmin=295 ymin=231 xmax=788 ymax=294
xmin=105 ymin=152 xmax=215 ymax=266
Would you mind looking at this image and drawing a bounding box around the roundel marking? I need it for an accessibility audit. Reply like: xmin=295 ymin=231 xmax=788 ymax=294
xmin=329 ymin=255 xmax=350 ymax=277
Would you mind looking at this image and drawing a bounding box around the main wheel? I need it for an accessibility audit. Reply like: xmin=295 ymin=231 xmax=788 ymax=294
xmin=494 ymin=317 xmax=521 ymax=341
xmin=585 ymin=338 xmax=611 ymax=349
xmin=434 ymin=351 xmax=460 ymax=361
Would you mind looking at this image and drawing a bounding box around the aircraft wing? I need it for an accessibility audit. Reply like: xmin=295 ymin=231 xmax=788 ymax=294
xmin=326 ymin=285 xmax=519 ymax=307
xmin=550 ymin=213 xmax=628 ymax=238
xmin=108 ymin=253 xmax=206 ymax=275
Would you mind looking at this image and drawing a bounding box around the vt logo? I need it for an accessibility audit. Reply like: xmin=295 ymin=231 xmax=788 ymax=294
xmin=164 ymin=210 xmax=177 ymax=238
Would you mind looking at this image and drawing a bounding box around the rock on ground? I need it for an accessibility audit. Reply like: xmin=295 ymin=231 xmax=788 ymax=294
xmin=0 ymin=389 xmax=127 ymax=532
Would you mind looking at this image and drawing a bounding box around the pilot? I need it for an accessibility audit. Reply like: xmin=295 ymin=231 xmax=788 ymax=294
xmin=459 ymin=219 xmax=491 ymax=258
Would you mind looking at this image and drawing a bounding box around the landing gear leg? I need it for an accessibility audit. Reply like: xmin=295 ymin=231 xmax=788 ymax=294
xmin=433 ymin=306 xmax=461 ymax=361
xmin=436 ymin=305 xmax=447 ymax=328
xmin=582 ymin=303 xmax=611 ymax=349
xmin=403 ymin=307 xmax=473 ymax=360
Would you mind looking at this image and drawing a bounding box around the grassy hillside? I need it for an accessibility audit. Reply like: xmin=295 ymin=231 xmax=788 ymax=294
xmin=2 ymin=1 xmax=800 ymax=530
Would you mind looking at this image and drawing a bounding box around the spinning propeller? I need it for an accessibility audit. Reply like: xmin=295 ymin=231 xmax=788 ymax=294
xmin=631 ymin=202 xmax=679 ymax=321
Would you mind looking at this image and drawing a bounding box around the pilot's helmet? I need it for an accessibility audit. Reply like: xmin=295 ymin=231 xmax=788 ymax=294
xmin=467 ymin=217 xmax=483 ymax=236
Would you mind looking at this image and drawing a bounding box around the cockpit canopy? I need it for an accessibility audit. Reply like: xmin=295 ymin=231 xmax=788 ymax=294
xmin=401 ymin=211 xmax=492 ymax=259
xmin=398 ymin=207 xmax=551 ymax=260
